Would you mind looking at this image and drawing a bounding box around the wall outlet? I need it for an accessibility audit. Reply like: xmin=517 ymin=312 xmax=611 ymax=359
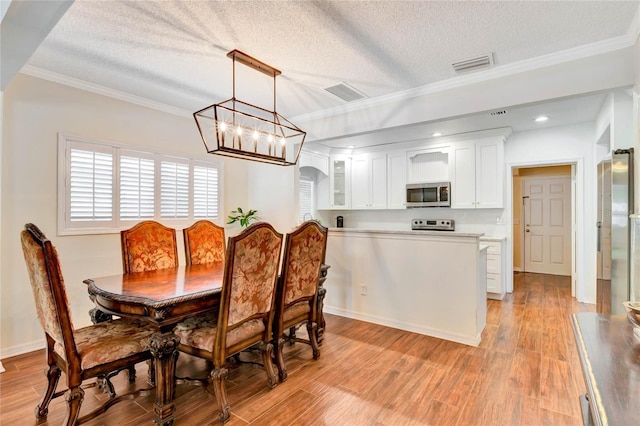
xmin=360 ymin=285 xmax=368 ymax=296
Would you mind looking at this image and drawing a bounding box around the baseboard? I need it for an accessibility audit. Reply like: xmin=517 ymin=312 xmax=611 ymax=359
xmin=0 ymin=339 xmax=45 ymax=360
xmin=323 ymin=306 xmax=481 ymax=347
xmin=0 ymin=361 xmax=5 ymax=373
xmin=513 ymin=267 xmax=523 ymax=273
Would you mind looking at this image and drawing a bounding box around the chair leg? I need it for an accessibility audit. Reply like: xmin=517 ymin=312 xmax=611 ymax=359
xmin=259 ymin=342 xmax=278 ymax=389
xmin=127 ymin=365 xmax=136 ymax=383
xmin=274 ymin=337 xmax=288 ymax=382
xmin=35 ymin=364 xmax=61 ymax=419
xmin=288 ymin=326 xmax=297 ymax=345
xmin=63 ymin=387 xmax=85 ymax=426
xmin=210 ymin=368 xmax=230 ymax=423
xmin=307 ymin=322 xmax=321 ymax=359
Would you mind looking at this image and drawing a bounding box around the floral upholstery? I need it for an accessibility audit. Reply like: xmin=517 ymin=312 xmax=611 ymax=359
xmin=21 ymin=230 xmax=70 ymax=346
xmin=282 ymin=224 xmax=327 ymax=306
xmin=174 ymin=314 xmax=265 ymax=351
xmin=54 ymin=319 xmax=154 ymax=370
xmin=184 ymin=220 xmax=225 ymax=265
xmin=283 ymin=301 xmax=310 ymax=323
xmin=227 ymin=226 xmax=282 ymax=326
xmin=121 ymin=221 xmax=178 ymax=273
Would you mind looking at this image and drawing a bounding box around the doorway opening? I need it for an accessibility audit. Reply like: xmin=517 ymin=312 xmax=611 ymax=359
xmin=512 ymin=164 xmax=576 ymax=296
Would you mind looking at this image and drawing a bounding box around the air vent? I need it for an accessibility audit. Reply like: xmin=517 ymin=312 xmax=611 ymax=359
xmin=488 ymin=110 xmax=508 ymax=117
xmin=451 ymin=53 xmax=495 ymax=74
xmin=325 ymin=82 xmax=367 ymax=102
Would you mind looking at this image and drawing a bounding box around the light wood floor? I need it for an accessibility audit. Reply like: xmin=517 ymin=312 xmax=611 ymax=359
xmin=0 ymin=273 xmax=595 ymax=425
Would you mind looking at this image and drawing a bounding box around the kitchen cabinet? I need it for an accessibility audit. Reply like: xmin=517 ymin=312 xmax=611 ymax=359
xmin=351 ymin=153 xmax=387 ymax=209
xmin=387 ymin=150 xmax=407 ymax=209
xmin=450 ymin=137 xmax=504 ymax=209
xmin=480 ymin=237 xmax=506 ymax=299
xmin=406 ymin=145 xmax=450 ymax=183
xmin=329 ymin=155 xmax=351 ymax=209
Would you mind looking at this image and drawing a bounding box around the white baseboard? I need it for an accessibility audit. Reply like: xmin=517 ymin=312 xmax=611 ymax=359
xmin=323 ymin=306 xmax=481 ymax=347
xmin=513 ymin=267 xmax=523 ymax=272
xmin=0 ymin=361 xmax=5 ymax=373
xmin=0 ymin=339 xmax=45 ymax=360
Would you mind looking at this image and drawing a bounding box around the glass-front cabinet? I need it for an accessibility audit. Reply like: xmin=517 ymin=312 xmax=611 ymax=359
xmin=330 ymin=155 xmax=351 ymax=209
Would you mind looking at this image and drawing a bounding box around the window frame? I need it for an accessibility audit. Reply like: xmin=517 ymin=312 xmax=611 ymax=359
xmin=57 ymin=133 xmax=224 ymax=235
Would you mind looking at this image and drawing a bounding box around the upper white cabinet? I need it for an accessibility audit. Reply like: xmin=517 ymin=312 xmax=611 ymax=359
xmin=387 ymin=150 xmax=407 ymax=209
xmin=450 ymin=137 xmax=504 ymax=209
xmin=329 ymin=155 xmax=351 ymax=209
xmin=351 ymin=153 xmax=387 ymax=209
xmin=406 ymin=145 xmax=450 ymax=183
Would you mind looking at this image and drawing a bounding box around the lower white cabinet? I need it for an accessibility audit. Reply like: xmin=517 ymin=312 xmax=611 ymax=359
xmin=480 ymin=237 xmax=506 ymax=300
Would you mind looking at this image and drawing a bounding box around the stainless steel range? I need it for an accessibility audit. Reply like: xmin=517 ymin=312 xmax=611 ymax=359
xmin=411 ymin=218 xmax=455 ymax=231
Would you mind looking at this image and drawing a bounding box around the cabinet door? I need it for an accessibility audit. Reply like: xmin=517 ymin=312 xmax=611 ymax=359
xmin=475 ymin=139 xmax=504 ymax=208
xmin=330 ymin=156 xmax=351 ymax=209
xmin=370 ymin=153 xmax=387 ymax=209
xmin=351 ymin=155 xmax=369 ymax=209
xmin=387 ymin=151 xmax=407 ymax=209
xmin=351 ymin=153 xmax=387 ymax=209
xmin=450 ymin=142 xmax=476 ymax=208
xmin=406 ymin=146 xmax=450 ymax=183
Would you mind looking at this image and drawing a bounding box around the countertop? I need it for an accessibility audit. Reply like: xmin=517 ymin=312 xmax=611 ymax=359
xmin=328 ymin=228 xmax=484 ymax=238
xmin=479 ymin=235 xmax=507 ymax=242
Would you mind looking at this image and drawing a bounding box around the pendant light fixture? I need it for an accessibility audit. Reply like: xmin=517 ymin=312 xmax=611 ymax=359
xmin=194 ymin=50 xmax=306 ymax=166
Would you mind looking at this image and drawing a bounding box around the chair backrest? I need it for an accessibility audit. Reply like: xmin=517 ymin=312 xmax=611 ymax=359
xmin=21 ymin=223 xmax=78 ymax=362
xmin=183 ymin=220 xmax=226 ymax=265
xmin=214 ymin=222 xmax=283 ymax=362
xmin=278 ymin=220 xmax=328 ymax=310
xmin=121 ymin=220 xmax=178 ymax=273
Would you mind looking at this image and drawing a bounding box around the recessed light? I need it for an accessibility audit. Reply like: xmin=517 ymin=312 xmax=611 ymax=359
xmin=432 ymin=132 xmax=443 ymax=137
xmin=535 ymin=116 xmax=549 ymax=122
xmin=347 ymin=145 xmax=355 ymax=149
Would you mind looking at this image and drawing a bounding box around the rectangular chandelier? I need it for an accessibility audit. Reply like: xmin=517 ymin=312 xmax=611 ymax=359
xmin=194 ymin=50 xmax=306 ymax=166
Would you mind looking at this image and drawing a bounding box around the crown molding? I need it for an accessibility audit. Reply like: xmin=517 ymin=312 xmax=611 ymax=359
xmin=19 ymin=65 xmax=192 ymax=118
xmin=293 ymin=32 xmax=637 ymax=124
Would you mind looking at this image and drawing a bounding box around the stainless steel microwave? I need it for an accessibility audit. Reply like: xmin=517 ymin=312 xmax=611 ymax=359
xmin=406 ymin=182 xmax=450 ymax=207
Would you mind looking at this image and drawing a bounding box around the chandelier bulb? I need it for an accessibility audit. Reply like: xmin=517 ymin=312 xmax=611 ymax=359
xmin=253 ymin=130 xmax=259 ymax=140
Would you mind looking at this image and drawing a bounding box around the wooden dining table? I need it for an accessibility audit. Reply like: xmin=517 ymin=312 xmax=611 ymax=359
xmin=84 ymin=262 xmax=225 ymax=426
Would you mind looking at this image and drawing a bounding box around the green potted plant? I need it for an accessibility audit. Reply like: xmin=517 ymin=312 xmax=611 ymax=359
xmin=227 ymin=207 xmax=260 ymax=228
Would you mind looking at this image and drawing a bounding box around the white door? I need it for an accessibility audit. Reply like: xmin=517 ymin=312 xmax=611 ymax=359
xmin=523 ymin=176 xmax=572 ymax=275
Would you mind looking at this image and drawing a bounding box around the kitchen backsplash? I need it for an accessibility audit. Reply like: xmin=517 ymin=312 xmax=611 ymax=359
xmin=315 ymin=208 xmax=508 ymax=236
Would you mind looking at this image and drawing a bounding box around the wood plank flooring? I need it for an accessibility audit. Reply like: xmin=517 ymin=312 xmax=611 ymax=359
xmin=0 ymin=273 xmax=595 ymax=425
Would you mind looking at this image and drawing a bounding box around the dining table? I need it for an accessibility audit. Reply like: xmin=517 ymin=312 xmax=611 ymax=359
xmin=84 ymin=262 xmax=225 ymax=426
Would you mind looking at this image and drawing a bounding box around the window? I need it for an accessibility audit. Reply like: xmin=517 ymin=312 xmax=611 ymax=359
xmin=58 ymin=134 xmax=222 ymax=235
xmin=299 ymin=175 xmax=314 ymax=221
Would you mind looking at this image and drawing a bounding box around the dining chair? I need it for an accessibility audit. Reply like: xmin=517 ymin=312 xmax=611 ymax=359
xmin=272 ymin=220 xmax=328 ymax=382
xmin=173 ymin=222 xmax=283 ymax=423
xmin=20 ymin=223 xmax=155 ymax=425
xmin=121 ymin=220 xmax=178 ymax=273
xmin=183 ymin=220 xmax=226 ymax=265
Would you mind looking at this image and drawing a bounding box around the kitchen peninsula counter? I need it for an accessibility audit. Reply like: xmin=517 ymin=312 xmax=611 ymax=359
xmin=324 ymin=228 xmax=487 ymax=346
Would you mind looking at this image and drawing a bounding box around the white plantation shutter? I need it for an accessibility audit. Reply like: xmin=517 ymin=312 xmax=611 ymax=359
xmin=119 ymin=152 xmax=155 ymax=220
xmin=160 ymin=158 xmax=189 ymax=219
xmin=68 ymin=145 xmax=113 ymax=222
xmin=58 ymin=134 xmax=222 ymax=234
xmin=299 ymin=175 xmax=314 ymax=221
xmin=193 ymin=164 xmax=219 ymax=218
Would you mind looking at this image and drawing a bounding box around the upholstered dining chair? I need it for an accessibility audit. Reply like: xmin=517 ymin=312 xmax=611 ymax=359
xmin=173 ymin=222 xmax=283 ymax=423
xmin=20 ymin=223 xmax=155 ymax=425
xmin=273 ymin=220 xmax=328 ymax=382
xmin=121 ymin=220 xmax=178 ymax=273
xmin=183 ymin=220 xmax=226 ymax=265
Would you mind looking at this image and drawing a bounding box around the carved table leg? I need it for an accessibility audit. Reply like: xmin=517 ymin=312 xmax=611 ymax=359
xmin=89 ymin=307 xmax=113 ymax=324
xmin=149 ymin=332 xmax=179 ymax=426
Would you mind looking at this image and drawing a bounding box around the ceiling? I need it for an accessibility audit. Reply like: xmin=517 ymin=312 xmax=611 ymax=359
xmin=11 ymin=0 xmax=640 ymax=147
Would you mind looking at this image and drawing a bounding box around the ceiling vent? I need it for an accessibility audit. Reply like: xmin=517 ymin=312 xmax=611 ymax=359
xmin=325 ymin=82 xmax=367 ymax=102
xmin=488 ymin=110 xmax=508 ymax=117
xmin=451 ymin=53 xmax=495 ymax=74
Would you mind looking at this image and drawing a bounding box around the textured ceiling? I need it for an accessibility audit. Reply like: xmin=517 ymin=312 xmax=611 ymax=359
xmin=26 ymin=0 xmax=638 ymax=123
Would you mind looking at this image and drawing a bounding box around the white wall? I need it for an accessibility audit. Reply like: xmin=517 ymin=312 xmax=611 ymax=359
xmin=247 ymin=162 xmax=297 ymax=235
xmin=0 ymin=75 xmax=256 ymax=357
xmin=504 ymin=123 xmax=596 ymax=303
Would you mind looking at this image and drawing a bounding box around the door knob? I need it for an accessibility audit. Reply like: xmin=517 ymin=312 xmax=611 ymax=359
xmin=526 ymin=229 xmax=530 ymax=232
